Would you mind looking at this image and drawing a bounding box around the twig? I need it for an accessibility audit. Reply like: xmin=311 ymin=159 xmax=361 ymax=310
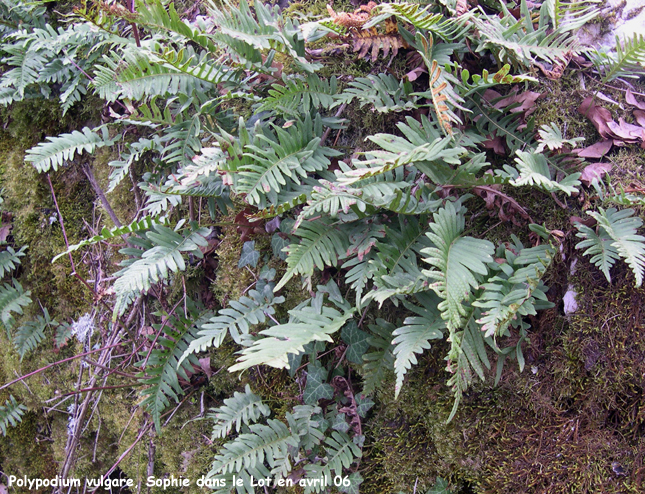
xmin=320 ymin=103 xmax=347 ymax=146
xmin=82 ymin=164 xmax=122 ymax=228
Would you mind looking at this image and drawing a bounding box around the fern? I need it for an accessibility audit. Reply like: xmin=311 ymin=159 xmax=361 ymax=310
xmin=274 ymin=219 xmax=349 ymax=291
xmin=336 ymin=73 xmax=418 ymax=113
xmin=592 ymin=34 xmax=645 ymax=82
xmin=208 ymin=419 xmax=298 ymax=476
xmin=0 ymin=396 xmax=26 ymax=436
xmin=180 ymin=284 xmax=284 ymax=362
xmin=112 ymin=224 xmax=210 ymax=317
xmin=229 ymin=305 xmax=355 ymax=372
xmin=421 ymin=201 xmax=494 ymax=331
xmin=209 ymin=385 xmax=271 ymax=439
xmin=53 ymin=216 xmax=161 ymax=263
xmin=377 ymin=3 xmax=468 ymax=41
xmin=0 ymin=280 xmax=31 ymax=336
xmin=362 ymin=319 xmax=396 ymax=395
xmin=136 ymin=310 xmax=201 ymax=432
xmin=302 ymin=430 xmax=362 ymax=492
xmin=541 ymin=0 xmax=598 ymax=31
xmin=258 ymin=74 xmax=338 ymax=115
xmin=575 ymin=207 xmax=645 ymax=287
xmin=392 ymin=294 xmax=445 ymax=398
xmin=0 ymin=245 xmax=26 ymax=278
xmin=25 ymin=126 xmax=116 ymax=173
xmin=13 ymin=307 xmax=58 ymax=360
xmin=509 ymin=151 xmax=580 ymax=195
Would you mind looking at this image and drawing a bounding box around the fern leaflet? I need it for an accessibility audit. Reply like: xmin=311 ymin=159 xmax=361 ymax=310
xmin=209 ymin=385 xmax=271 ymax=439
xmin=0 ymin=396 xmax=26 ymax=436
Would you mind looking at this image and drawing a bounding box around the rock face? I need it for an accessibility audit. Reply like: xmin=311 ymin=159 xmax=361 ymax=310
xmin=577 ymin=0 xmax=645 ymax=52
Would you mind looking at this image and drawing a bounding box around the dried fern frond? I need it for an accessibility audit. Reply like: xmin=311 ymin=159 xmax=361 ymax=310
xmin=351 ymin=29 xmax=407 ymax=62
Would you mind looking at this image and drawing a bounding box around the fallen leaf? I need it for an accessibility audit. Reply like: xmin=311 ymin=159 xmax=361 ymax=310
xmin=607 ymin=118 xmax=645 ymax=142
xmin=482 ymin=134 xmax=506 ymax=155
xmin=578 ymin=97 xmax=613 ymax=139
xmin=199 ymin=357 xmax=213 ymax=378
xmin=626 ymin=89 xmax=645 ymax=110
xmin=580 ymin=162 xmax=612 ymax=186
xmin=493 ymin=91 xmax=541 ymax=113
xmin=0 ymin=224 xmax=10 ymax=243
xmin=570 ymin=215 xmax=596 ymax=227
xmin=576 ymin=139 xmax=613 ymax=158
xmin=634 ymin=109 xmax=645 ymax=127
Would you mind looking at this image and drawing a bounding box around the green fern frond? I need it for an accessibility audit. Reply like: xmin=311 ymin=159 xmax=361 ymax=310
xmin=0 ymin=280 xmax=31 ymax=336
xmin=510 ymin=151 xmax=580 ymax=195
xmin=136 ymin=311 xmax=201 ymax=432
xmin=593 ymin=34 xmax=645 ymax=82
xmin=336 ymin=73 xmax=418 ymax=113
xmin=274 ymin=220 xmax=349 ymax=291
xmin=576 ymin=207 xmax=645 ymax=286
xmin=238 ymin=114 xmax=340 ymax=208
xmin=24 ymin=126 xmax=115 ymax=173
xmin=180 ymin=285 xmax=284 ymax=362
xmin=258 ymin=74 xmax=338 ymax=115
xmin=209 ymin=385 xmax=271 ymax=439
xmin=53 ymin=216 xmax=161 ymax=263
xmin=541 ymin=0 xmax=598 ymax=31
xmin=209 ymin=419 xmax=298 ymax=476
xmin=422 ymin=201 xmax=494 ymax=331
xmin=112 ymin=224 xmax=210 ymax=317
xmin=13 ymin=308 xmax=58 ymax=360
xmin=229 ymin=305 xmax=355 ymax=372
xmin=0 ymin=245 xmax=26 ymax=278
xmin=377 ymin=3 xmax=468 ymax=41
xmin=302 ymin=430 xmax=362 ymax=491
xmin=0 ymin=396 xmax=27 ymax=436
xmin=392 ymin=294 xmax=445 ymax=398
xmin=458 ymin=63 xmax=537 ymax=97
xmin=362 ymin=320 xmax=396 ymax=395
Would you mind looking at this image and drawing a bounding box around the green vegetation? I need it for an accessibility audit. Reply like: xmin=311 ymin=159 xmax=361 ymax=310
xmin=1 ymin=0 xmax=645 ymax=492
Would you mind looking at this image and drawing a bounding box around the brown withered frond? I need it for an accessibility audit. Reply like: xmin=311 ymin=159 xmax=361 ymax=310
xmin=326 ymin=1 xmax=377 ymax=30
xmin=352 ymin=29 xmax=407 ymax=62
xmin=428 ymin=60 xmax=454 ymax=136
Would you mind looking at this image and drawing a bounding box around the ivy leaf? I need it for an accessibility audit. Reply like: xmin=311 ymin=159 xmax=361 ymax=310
xmin=355 ymin=394 xmax=375 ymax=418
xmin=339 ymin=472 xmax=364 ymax=494
xmin=331 ymin=412 xmax=350 ymax=433
xmin=303 ymin=363 xmax=334 ymax=405
xmin=427 ymin=477 xmax=451 ymax=494
xmin=271 ymin=233 xmax=289 ymax=261
xmin=341 ymin=321 xmax=370 ymax=364
xmin=238 ymin=240 xmax=260 ymax=268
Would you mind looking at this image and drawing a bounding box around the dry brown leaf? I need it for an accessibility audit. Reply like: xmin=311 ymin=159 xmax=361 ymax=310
xmin=352 ymin=31 xmax=405 ymax=61
xmin=0 ymin=224 xmax=10 ymax=244
xmin=607 ymin=118 xmax=645 ymax=142
xmin=580 ymin=162 xmax=612 ymax=186
xmin=327 ymin=1 xmax=377 ymax=30
xmin=626 ymin=89 xmax=645 ymax=110
xmin=634 ymin=109 xmax=645 ymax=127
xmin=578 ymin=97 xmax=614 ymax=139
xmin=492 ymin=91 xmax=541 ymax=113
xmin=576 ymin=139 xmax=613 ymax=158
xmin=474 ymin=185 xmax=532 ymax=225
xmin=199 ymin=357 xmax=213 ymax=378
xmin=482 ymin=134 xmax=506 ymax=155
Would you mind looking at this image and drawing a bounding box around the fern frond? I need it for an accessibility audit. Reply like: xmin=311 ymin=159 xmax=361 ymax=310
xmin=0 ymin=396 xmax=27 ymax=436
xmin=274 ymin=220 xmax=349 ymax=291
xmin=458 ymin=63 xmax=538 ymax=97
xmin=576 ymin=207 xmax=645 ymax=286
xmin=541 ymin=0 xmax=598 ymax=31
xmin=180 ymin=285 xmax=284 ymax=362
xmin=392 ymin=295 xmax=445 ymax=398
xmin=112 ymin=224 xmax=210 ymax=317
xmin=288 ymin=405 xmax=325 ymax=451
xmin=510 ymin=151 xmax=580 ymax=195
xmin=378 ymin=3 xmax=468 ymax=41
xmin=229 ymin=305 xmax=355 ymax=371
xmin=362 ymin=320 xmax=395 ymax=395
xmin=209 ymin=385 xmax=271 ymax=439
xmin=258 ymin=74 xmax=338 ymax=115
xmin=13 ymin=308 xmax=57 ymax=360
xmin=53 ymin=216 xmax=160 ymax=263
xmin=0 ymin=280 xmax=31 ymax=336
xmin=24 ymin=126 xmax=115 ymax=173
xmin=421 ymin=201 xmax=494 ymax=331
xmin=336 ymin=73 xmax=418 ymax=113
xmin=209 ymin=419 xmax=298 ymax=476
xmin=136 ymin=311 xmax=200 ymax=432
xmin=593 ymin=34 xmax=645 ymax=82
xmin=0 ymin=246 xmax=26 ymax=278
xmin=302 ymin=430 xmax=362 ymax=491
xmin=238 ymin=115 xmax=340 ymax=208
